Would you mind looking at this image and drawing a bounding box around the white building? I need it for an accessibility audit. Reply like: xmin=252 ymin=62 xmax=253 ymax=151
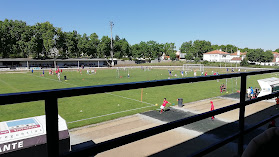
xmin=203 ymin=50 xmax=246 ymax=63
xmin=203 ymin=50 xmax=230 ymax=62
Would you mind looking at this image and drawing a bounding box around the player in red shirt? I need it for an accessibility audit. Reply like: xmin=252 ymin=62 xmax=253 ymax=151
xmin=210 ymin=101 xmax=215 ymax=120
xmin=276 ymin=97 xmax=279 ymax=109
xmin=160 ymin=98 xmax=171 ymax=114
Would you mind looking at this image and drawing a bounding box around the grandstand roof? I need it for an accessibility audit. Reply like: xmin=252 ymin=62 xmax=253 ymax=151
xmin=0 ymin=58 xmax=117 ymax=62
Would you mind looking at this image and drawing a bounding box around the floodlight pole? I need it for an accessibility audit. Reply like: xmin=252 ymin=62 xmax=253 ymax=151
xmin=110 ymin=21 xmax=114 ymax=67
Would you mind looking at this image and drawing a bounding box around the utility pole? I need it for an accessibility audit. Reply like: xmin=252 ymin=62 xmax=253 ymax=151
xmin=110 ymin=21 xmax=114 ymax=66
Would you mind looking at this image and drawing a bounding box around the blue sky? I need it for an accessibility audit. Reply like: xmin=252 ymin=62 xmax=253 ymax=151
xmin=1 ymin=0 xmax=278 ymax=50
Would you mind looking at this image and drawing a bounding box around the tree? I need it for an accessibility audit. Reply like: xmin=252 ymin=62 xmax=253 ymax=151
xmin=77 ymin=33 xmax=90 ymax=57
xmin=56 ymin=28 xmax=68 ymax=58
xmin=88 ymin=33 xmax=99 ymax=58
xmin=169 ymin=53 xmax=176 ymax=61
xmin=65 ymin=31 xmax=79 ymax=58
xmin=240 ymin=57 xmax=249 ymax=66
xmin=274 ymin=48 xmax=279 ymax=53
xmin=146 ymin=40 xmax=161 ymax=59
xmin=162 ymin=42 xmax=176 ymax=56
xmin=180 ymin=41 xmax=194 ymax=60
xmin=97 ymin=36 xmax=111 ymax=58
xmin=211 ymin=45 xmax=219 ymax=51
xmin=246 ymin=49 xmax=264 ymax=62
xmin=226 ymin=44 xmax=237 ymax=53
xmin=261 ymin=50 xmax=273 ymax=62
xmin=131 ymin=44 xmax=141 ymax=59
xmin=193 ymin=40 xmax=212 ymax=58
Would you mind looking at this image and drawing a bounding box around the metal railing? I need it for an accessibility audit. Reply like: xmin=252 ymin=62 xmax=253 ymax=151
xmin=1 ymin=69 xmax=279 ymax=157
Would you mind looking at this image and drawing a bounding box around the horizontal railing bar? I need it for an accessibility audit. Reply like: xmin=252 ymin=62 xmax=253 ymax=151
xmin=64 ymin=90 xmax=279 ymax=157
xmin=63 ymin=103 xmax=240 ymax=157
xmin=191 ymin=113 xmax=279 ymax=157
xmin=1 ymin=69 xmax=279 ymax=105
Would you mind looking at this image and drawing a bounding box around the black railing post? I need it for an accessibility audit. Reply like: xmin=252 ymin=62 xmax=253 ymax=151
xmin=238 ymin=74 xmax=247 ymax=155
xmin=45 ymin=97 xmax=59 ymax=157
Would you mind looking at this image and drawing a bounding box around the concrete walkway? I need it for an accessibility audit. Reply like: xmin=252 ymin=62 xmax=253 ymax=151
xmin=69 ymin=97 xmax=278 ymax=157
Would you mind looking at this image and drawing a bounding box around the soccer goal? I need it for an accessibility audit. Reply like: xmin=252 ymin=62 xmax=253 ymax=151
xmin=116 ymin=67 xmax=131 ymax=78
xmin=183 ymin=64 xmax=204 ymax=72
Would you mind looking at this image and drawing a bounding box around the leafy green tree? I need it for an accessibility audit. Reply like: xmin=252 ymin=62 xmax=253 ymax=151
xmin=240 ymin=57 xmax=249 ymax=66
xmin=211 ymin=45 xmax=219 ymax=51
xmin=97 ymin=36 xmax=111 ymax=58
xmin=88 ymin=33 xmax=99 ymax=58
xmin=131 ymin=44 xmax=141 ymax=59
xmin=162 ymin=42 xmax=176 ymax=56
xmin=169 ymin=53 xmax=176 ymax=61
xmin=246 ymin=49 xmax=263 ymax=62
xmin=185 ymin=53 xmax=194 ymax=60
xmin=56 ymin=28 xmax=68 ymax=58
xmin=261 ymin=50 xmax=273 ymax=62
xmin=139 ymin=41 xmax=148 ymax=58
xmin=146 ymin=40 xmax=161 ymax=59
xmin=194 ymin=57 xmax=200 ymax=63
xmin=65 ymin=31 xmax=79 ymax=58
xmin=226 ymin=44 xmax=237 ymax=53
xmin=121 ymin=39 xmax=131 ymax=58
xmin=193 ymin=40 xmax=212 ymax=58
xmin=77 ymin=33 xmax=90 ymax=57
xmin=274 ymin=48 xmax=279 ymax=53
xmin=180 ymin=41 xmax=194 ymax=59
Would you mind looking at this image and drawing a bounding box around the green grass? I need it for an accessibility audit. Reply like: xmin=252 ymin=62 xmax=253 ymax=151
xmin=0 ymin=68 xmax=278 ymax=129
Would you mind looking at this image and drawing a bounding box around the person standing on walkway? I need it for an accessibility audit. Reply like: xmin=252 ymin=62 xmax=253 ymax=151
xmin=210 ymin=101 xmax=215 ymax=120
xmin=247 ymin=87 xmax=251 ymax=98
xmin=250 ymin=87 xmax=254 ymax=99
xmin=160 ymin=98 xmax=171 ymax=114
xmin=276 ymin=97 xmax=279 ymax=109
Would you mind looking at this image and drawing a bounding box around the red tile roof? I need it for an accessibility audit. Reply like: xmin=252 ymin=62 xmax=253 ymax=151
xmin=273 ymin=54 xmax=279 ymax=62
xmin=204 ymin=50 xmax=230 ymax=55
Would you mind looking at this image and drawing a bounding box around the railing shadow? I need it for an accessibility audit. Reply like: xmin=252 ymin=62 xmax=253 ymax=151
xmin=147 ymin=104 xmax=277 ymax=157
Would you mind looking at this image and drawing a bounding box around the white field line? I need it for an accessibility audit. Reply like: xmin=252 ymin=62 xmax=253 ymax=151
xmin=26 ymin=73 xmax=156 ymax=123
xmin=68 ymin=105 xmax=154 ymax=124
xmin=25 ymin=73 xmax=79 ymax=87
xmin=105 ymin=92 xmax=154 ymax=106
xmin=0 ymin=79 xmax=20 ymax=92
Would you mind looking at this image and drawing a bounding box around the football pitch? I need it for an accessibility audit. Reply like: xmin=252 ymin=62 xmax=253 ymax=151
xmin=0 ymin=67 xmax=277 ymax=129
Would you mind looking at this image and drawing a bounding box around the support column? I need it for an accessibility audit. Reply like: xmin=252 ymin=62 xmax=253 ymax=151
xmin=238 ymin=74 xmax=247 ymax=155
xmin=45 ymin=98 xmax=59 ymax=157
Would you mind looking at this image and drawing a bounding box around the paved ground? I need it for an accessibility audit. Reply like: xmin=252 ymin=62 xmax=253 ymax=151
xmin=69 ymin=94 xmax=279 ymax=157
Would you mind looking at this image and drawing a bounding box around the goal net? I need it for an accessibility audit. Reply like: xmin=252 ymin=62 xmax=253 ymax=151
xmin=183 ymin=64 xmax=204 ymax=72
xmin=116 ymin=67 xmax=131 ymax=78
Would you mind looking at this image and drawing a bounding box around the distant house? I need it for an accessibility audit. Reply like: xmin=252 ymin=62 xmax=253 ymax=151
xmin=203 ymin=50 xmax=246 ymax=63
xmin=203 ymin=50 xmax=230 ymax=62
xmin=272 ymin=52 xmax=279 ymax=63
xmin=230 ymin=51 xmax=247 ymax=63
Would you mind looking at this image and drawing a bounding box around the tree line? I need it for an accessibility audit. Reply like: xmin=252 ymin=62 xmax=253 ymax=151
xmin=180 ymin=41 xmax=279 ymax=63
xmin=0 ymin=19 xmax=176 ymax=60
xmin=1 ymin=19 xmax=279 ymax=63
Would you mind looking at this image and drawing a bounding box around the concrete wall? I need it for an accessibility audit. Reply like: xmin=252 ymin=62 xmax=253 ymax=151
xmin=117 ymin=60 xmax=136 ymax=65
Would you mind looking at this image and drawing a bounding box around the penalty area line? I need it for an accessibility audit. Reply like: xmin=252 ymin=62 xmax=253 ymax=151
xmin=67 ymin=105 xmax=154 ymax=124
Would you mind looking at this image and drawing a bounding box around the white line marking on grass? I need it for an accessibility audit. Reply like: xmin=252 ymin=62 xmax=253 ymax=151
xmin=67 ymin=105 xmax=154 ymax=124
xmin=26 ymin=73 xmax=157 ymax=123
xmin=25 ymin=73 xmax=79 ymax=87
xmin=0 ymin=79 xmax=20 ymax=92
xmin=105 ymin=92 xmax=154 ymax=106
